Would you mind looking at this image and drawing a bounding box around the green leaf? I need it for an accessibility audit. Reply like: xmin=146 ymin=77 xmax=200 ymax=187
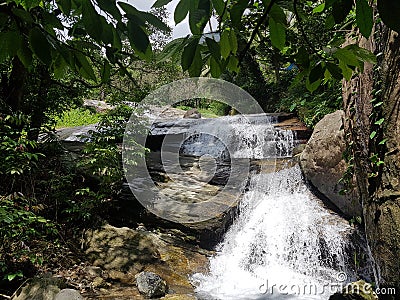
xmin=175 ymin=0 xmax=190 ymax=24
xmin=82 ymin=0 xmax=102 ymax=40
xmin=313 ymin=3 xmax=325 ymax=13
xmin=157 ymin=37 xmax=188 ymax=61
xmin=140 ymin=12 xmax=170 ymax=32
xmin=53 ymin=54 xmax=68 ymax=79
xmin=211 ymin=0 xmax=225 ymax=15
xmin=101 ymin=61 xmax=111 ymax=83
xmin=374 ymin=118 xmax=385 ymax=125
xmin=220 ymin=30 xmax=231 ymax=59
xmin=309 ymin=63 xmax=324 ymax=84
xmin=270 ymin=4 xmax=286 ymax=25
xmin=379 ymin=138 xmax=387 ymax=145
xmin=231 ymin=0 xmax=248 ymax=28
xmin=356 ymin=0 xmax=373 ymax=38
xmin=269 ymin=18 xmax=286 ymax=50
xmin=229 ymin=30 xmax=238 ymax=54
xmin=339 ymin=60 xmax=353 ymax=80
xmin=98 ymin=0 xmax=122 ymax=20
xmin=57 ymin=0 xmax=71 ymax=15
xmin=189 ymin=0 xmax=210 ymax=34
xmin=188 ymin=47 xmax=203 ymax=77
xmin=74 ymin=52 xmax=96 ymax=81
xmin=227 ymin=55 xmax=239 ymax=73
xmin=0 ymin=30 xmax=22 ymax=63
xmin=127 ymin=19 xmax=150 ymax=54
xmin=100 ymin=18 xmax=114 ymax=44
xmin=326 ymin=62 xmax=343 ymax=80
xmin=370 ymin=131 xmax=377 ymax=139
xmin=112 ymin=27 xmax=122 ymax=50
xmin=332 ymin=0 xmax=353 ymax=24
xmin=210 ymin=56 xmax=222 ymax=78
xmin=325 ymin=14 xmax=335 ymax=29
xmin=29 ymin=28 xmax=52 ymax=65
xmin=206 ymin=37 xmax=220 ymax=60
xmin=181 ymin=38 xmax=200 ymax=71
xmin=11 ymin=7 xmax=34 ymax=23
xmin=345 ymin=44 xmax=377 ymax=64
xmin=42 ymin=11 xmax=63 ymax=29
xmin=377 ymin=0 xmax=400 ymax=33
xmin=325 ymin=0 xmax=336 ymax=9
xmin=152 ymin=0 xmax=173 ymax=8
xmin=334 ymin=48 xmax=360 ymax=67
xmin=295 ymin=46 xmax=310 ymax=68
xmin=306 ymin=77 xmax=321 ymax=92
xmin=17 ymin=45 xmax=33 ymax=68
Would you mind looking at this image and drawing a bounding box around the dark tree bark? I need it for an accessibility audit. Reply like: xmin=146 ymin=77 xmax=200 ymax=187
xmin=343 ymin=24 xmax=400 ymax=296
xmin=4 ymin=56 xmax=27 ymax=112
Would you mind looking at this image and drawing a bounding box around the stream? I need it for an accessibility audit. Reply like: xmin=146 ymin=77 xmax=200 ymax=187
xmin=151 ymin=114 xmax=373 ymax=299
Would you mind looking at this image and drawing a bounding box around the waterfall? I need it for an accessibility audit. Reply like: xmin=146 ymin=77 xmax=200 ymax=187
xmin=190 ymin=116 xmax=370 ymax=300
xmin=180 ymin=114 xmax=294 ymax=160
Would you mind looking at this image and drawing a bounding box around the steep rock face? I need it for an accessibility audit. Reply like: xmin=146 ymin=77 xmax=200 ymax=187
xmin=342 ymin=26 xmax=400 ymax=293
xmin=300 ymin=110 xmax=361 ymax=217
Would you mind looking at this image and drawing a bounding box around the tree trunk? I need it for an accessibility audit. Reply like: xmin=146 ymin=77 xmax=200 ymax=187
xmin=343 ymin=24 xmax=400 ymax=295
xmin=5 ymin=56 xmax=27 ymax=112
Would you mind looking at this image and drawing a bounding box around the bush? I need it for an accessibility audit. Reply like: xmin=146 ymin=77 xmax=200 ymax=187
xmin=276 ymin=73 xmax=342 ymax=127
xmin=54 ymin=107 xmax=101 ymax=129
xmin=0 ymin=193 xmax=58 ymax=282
xmin=0 ymin=114 xmax=44 ymax=177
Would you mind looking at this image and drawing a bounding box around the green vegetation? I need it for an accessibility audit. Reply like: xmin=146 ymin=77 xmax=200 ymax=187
xmin=54 ymin=108 xmax=102 ymax=129
xmin=1 ymin=0 xmax=400 ymax=296
xmin=176 ymin=100 xmax=231 ymax=118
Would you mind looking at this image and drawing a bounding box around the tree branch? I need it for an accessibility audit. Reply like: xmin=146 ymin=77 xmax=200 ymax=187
xmin=239 ymin=0 xmax=276 ymax=65
xmin=293 ymin=0 xmax=328 ymax=61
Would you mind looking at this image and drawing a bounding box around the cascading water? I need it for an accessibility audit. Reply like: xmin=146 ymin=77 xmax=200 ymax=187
xmin=188 ymin=116 xmax=371 ymax=300
xmin=180 ymin=114 xmax=294 ymax=160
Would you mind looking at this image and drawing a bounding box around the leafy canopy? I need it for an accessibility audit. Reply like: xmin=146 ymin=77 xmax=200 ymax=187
xmin=0 ymin=0 xmax=170 ymax=84
xmin=2 ymin=0 xmax=400 ymax=92
xmin=157 ymin=0 xmax=399 ymax=91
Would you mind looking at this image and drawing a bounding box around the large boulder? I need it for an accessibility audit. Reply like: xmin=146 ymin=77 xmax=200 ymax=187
xmin=11 ymin=276 xmax=65 ymax=300
xmin=135 ymin=271 xmax=167 ymax=298
xmin=84 ymin=224 xmax=160 ymax=272
xmin=300 ymin=110 xmax=362 ymax=217
xmin=183 ymin=108 xmax=201 ymax=119
xmin=54 ymin=289 xmax=83 ymax=300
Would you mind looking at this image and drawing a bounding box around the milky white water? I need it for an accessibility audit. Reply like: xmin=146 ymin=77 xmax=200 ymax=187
xmin=180 ymin=114 xmax=294 ymax=160
xmin=190 ymin=117 xmax=369 ymax=300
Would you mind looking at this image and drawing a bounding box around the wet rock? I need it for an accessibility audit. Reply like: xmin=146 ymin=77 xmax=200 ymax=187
xmin=92 ymin=276 xmax=106 ymax=288
xmin=11 ymin=276 xmax=65 ymax=300
xmin=292 ymin=144 xmax=306 ymax=157
xmin=84 ymin=224 xmax=160 ymax=271
xmin=83 ymin=225 xmax=209 ymax=299
xmin=329 ymin=280 xmax=378 ymax=300
xmin=107 ymin=269 xmax=135 ymax=284
xmin=183 ymin=108 xmax=201 ymax=119
xmin=85 ymin=266 xmax=102 ymax=277
xmin=54 ymin=289 xmax=83 ymax=300
xmin=300 ymin=110 xmax=362 ymax=217
xmin=161 ymin=295 xmax=197 ymax=300
xmin=83 ymin=99 xmax=113 ymax=113
xmin=135 ymin=271 xmax=167 ymax=298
